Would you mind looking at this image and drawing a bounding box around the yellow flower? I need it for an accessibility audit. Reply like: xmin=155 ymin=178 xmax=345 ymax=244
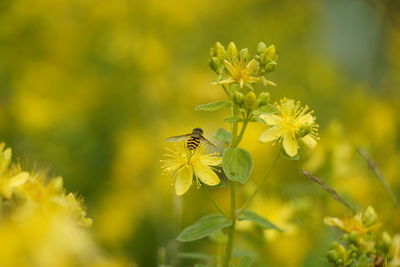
xmin=0 ymin=143 xmax=29 ymax=199
xmin=217 ymin=58 xmax=261 ymax=88
xmin=213 ymin=42 xmax=275 ymax=88
xmin=324 ymin=207 xmax=381 ymax=235
xmin=161 ymin=142 xmax=221 ymax=196
xmin=258 ymin=98 xmax=319 ymax=157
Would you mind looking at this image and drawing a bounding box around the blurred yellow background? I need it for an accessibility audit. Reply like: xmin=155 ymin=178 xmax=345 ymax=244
xmin=0 ymin=0 xmax=399 ymax=266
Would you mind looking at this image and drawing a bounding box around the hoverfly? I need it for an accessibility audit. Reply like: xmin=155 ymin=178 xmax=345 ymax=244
xmin=166 ymin=128 xmax=216 ymax=151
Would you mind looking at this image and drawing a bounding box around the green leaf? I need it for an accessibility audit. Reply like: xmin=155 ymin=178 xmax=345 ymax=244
xmin=238 ymin=210 xmax=283 ymax=232
xmin=214 ymin=128 xmax=232 ymax=144
xmin=195 ymin=101 xmax=231 ymax=111
xmin=237 ymin=256 xmax=254 ymax=267
xmin=178 ymin=252 xmax=211 ymax=260
xmin=222 ymin=148 xmax=253 ymax=183
xmin=279 ymin=148 xmax=300 ymax=160
xmin=177 ymin=214 xmax=232 ymax=242
xmin=249 ymin=116 xmax=265 ymax=123
xmin=258 ymin=103 xmax=277 ymax=113
xmin=224 ymin=116 xmax=243 ymax=123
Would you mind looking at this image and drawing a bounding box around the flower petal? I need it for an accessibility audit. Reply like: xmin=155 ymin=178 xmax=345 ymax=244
xmin=175 ymin=165 xmax=193 ymax=196
xmin=258 ymin=126 xmax=282 ymax=143
xmin=301 ymin=134 xmax=317 ymax=148
xmin=323 ymin=217 xmax=344 ymax=228
xmin=199 ymin=155 xmax=222 ymax=166
xmin=1 ymin=172 xmax=29 ymax=199
xmin=194 ymin=163 xmax=220 ymax=186
xmin=224 ymin=60 xmax=235 ymax=74
xmin=282 ymin=132 xmax=298 ymax=157
xmin=260 ymin=114 xmax=280 ymax=125
xmin=246 ymin=59 xmax=258 ymax=73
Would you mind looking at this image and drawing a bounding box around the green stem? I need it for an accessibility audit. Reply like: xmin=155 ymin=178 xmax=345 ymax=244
xmin=236 ymin=151 xmax=280 ymax=217
xmin=223 ymin=181 xmax=236 ymax=267
xmin=223 ymin=93 xmax=242 ymax=266
xmin=234 ymin=112 xmax=250 ymax=147
xmin=231 ymin=105 xmax=239 ymax=148
xmin=222 ymin=85 xmax=231 ymax=98
xmin=202 ymin=185 xmax=228 ymax=218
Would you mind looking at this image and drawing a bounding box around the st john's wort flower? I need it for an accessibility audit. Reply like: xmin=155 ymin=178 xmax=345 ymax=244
xmin=258 ymin=98 xmax=319 ymax=157
xmin=161 ymin=142 xmax=221 ymax=196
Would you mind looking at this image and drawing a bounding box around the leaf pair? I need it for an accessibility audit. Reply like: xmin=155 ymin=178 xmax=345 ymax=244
xmin=177 ymin=210 xmax=282 ymax=242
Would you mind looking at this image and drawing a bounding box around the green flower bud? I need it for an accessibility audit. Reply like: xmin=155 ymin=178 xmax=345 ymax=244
xmin=239 ymin=48 xmax=249 ymax=62
xmin=244 ymin=91 xmax=257 ymax=110
xmin=209 ymin=57 xmax=221 ymax=73
xmin=348 ymin=231 xmax=361 ymax=245
xmin=327 ymin=242 xmax=348 ymax=265
xmin=327 ymin=250 xmax=339 ymax=263
xmin=233 ymin=91 xmax=244 ymax=106
xmin=227 ymin=42 xmax=238 ymax=60
xmin=258 ymin=91 xmax=270 ymax=106
xmin=265 ymin=45 xmax=276 ymax=60
xmin=362 ymin=206 xmax=378 ymax=227
xmin=257 ymin=42 xmax=267 ymax=54
xmin=211 ymin=42 xmax=226 ymax=59
xmin=264 ymin=61 xmax=277 ymax=73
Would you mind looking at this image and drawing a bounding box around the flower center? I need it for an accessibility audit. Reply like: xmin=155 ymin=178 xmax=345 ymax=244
xmin=280 ymin=117 xmax=298 ymax=133
xmin=231 ymin=64 xmax=248 ymax=81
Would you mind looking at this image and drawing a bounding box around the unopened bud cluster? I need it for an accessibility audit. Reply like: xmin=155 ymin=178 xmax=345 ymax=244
xmin=325 ymin=206 xmax=396 ymax=266
xmin=233 ymin=91 xmax=271 ymax=113
xmin=209 ymin=41 xmax=277 ymax=88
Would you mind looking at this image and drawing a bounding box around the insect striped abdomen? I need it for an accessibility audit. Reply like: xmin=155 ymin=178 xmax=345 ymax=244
xmin=187 ymin=137 xmax=201 ymax=150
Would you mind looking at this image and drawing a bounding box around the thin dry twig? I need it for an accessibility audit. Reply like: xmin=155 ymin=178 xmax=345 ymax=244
xmin=301 ymin=170 xmax=356 ymax=214
xmin=357 ymin=147 xmax=400 ymax=210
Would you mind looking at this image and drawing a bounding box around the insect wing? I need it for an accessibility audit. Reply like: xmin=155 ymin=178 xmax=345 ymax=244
xmin=166 ymin=134 xmax=191 ymax=142
xmin=201 ymin=137 xmax=216 ymax=147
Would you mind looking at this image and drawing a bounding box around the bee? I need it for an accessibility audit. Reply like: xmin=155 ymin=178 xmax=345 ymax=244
xmin=166 ymin=128 xmax=216 ymax=151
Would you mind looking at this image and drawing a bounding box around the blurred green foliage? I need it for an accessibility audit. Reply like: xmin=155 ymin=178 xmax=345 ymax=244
xmin=0 ymin=0 xmax=399 ymax=266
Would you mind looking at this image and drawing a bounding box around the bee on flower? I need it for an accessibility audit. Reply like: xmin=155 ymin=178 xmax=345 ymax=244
xmin=258 ymin=98 xmax=319 ymax=157
xmin=161 ymin=142 xmax=221 ymax=196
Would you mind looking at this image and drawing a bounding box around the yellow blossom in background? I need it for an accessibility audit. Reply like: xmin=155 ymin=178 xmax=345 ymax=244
xmin=0 ymin=143 xmax=29 ymax=199
xmin=324 ymin=206 xmax=381 ymax=235
xmin=161 ymin=142 xmax=221 ymax=195
xmin=259 ymin=98 xmax=319 ymax=157
xmin=0 ymin=143 xmax=126 ymax=267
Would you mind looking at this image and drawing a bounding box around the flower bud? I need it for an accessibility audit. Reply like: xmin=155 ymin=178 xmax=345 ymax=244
xmin=211 ymin=42 xmax=225 ymax=59
xmin=258 ymin=91 xmax=270 ymax=105
xmin=263 ymin=61 xmax=277 ymax=73
xmin=233 ymin=91 xmax=244 ymax=106
xmin=227 ymin=42 xmax=238 ymax=60
xmin=239 ymin=48 xmax=249 ymax=62
xmin=209 ymin=57 xmax=221 ymax=73
xmin=327 ymin=242 xmax=348 ymax=265
xmin=362 ymin=206 xmax=377 ymax=227
xmin=257 ymin=42 xmax=267 ymax=54
xmin=265 ymin=45 xmax=276 ymax=60
xmin=244 ymin=91 xmax=257 ymax=110
xmin=348 ymin=231 xmax=361 ymax=245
